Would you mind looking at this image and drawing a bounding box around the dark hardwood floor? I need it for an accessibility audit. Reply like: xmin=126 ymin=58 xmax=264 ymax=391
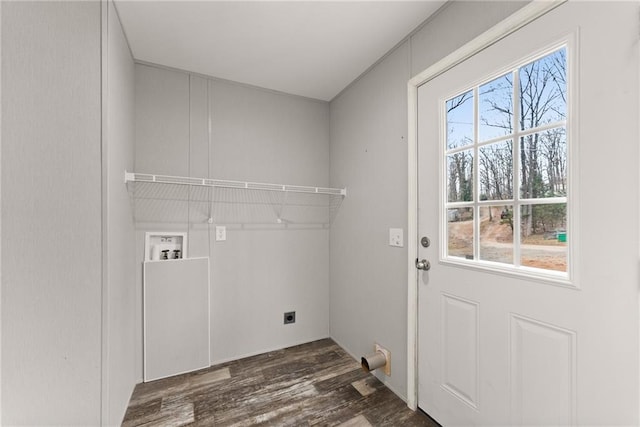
xmin=123 ymin=338 xmax=438 ymax=426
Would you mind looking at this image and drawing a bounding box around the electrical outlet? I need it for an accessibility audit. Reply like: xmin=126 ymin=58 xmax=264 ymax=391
xmin=215 ymin=226 xmax=226 ymax=241
xmin=389 ymin=228 xmax=403 ymax=247
xmin=284 ymin=311 xmax=296 ymax=324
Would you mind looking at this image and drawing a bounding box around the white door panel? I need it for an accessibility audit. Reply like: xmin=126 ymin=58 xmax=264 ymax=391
xmin=417 ymin=2 xmax=638 ymax=425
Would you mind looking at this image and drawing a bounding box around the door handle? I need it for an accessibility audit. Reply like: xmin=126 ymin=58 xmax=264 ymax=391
xmin=415 ymin=258 xmax=431 ymax=271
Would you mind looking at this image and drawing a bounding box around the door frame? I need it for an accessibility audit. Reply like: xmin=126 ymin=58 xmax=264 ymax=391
xmin=405 ymin=0 xmax=566 ymax=411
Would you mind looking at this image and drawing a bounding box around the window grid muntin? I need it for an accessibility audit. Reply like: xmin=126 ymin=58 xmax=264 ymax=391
xmin=443 ymin=45 xmax=568 ymax=275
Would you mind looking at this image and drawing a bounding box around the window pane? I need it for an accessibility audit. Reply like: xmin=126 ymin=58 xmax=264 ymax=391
xmin=441 ymin=46 xmax=570 ymax=277
xmin=448 ymin=207 xmax=474 ymax=259
xmin=520 ymin=203 xmax=567 ymax=272
xmin=446 ymin=90 xmax=474 ymax=149
xmin=478 ymin=140 xmax=513 ymax=201
xmin=519 ymin=48 xmax=567 ymax=131
xmin=447 ymin=150 xmax=474 ymax=202
xmin=479 ymin=73 xmax=513 ymax=141
xmin=520 ymin=128 xmax=566 ymax=199
xmin=479 ymin=206 xmax=513 ymax=264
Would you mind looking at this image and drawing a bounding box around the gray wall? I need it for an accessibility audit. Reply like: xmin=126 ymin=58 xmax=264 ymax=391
xmin=1 ymin=2 xmax=137 ymax=424
xmin=134 ymin=65 xmax=331 ymax=379
xmin=105 ymin=1 xmax=136 ymax=425
xmin=329 ymin=0 xmax=529 ymax=400
xmin=1 ymin=2 xmax=103 ymax=424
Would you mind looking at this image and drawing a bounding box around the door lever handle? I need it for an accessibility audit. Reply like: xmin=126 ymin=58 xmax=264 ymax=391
xmin=415 ymin=258 xmax=431 ymax=271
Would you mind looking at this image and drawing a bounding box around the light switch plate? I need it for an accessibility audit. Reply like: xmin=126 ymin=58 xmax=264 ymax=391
xmin=389 ymin=228 xmax=403 ymax=247
xmin=215 ymin=226 xmax=226 ymax=241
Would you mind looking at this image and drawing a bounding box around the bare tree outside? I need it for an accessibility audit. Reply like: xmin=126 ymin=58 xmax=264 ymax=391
xmin=444 ymin=47 xmax=568 ymax=272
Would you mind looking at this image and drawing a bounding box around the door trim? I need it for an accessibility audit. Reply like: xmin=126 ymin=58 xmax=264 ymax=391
xmin=406 ymin=0 xmax=567 ymax=411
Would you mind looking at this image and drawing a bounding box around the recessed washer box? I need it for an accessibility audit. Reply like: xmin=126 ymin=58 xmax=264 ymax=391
xmin=145 ymin=232 xmax=187 ymax=261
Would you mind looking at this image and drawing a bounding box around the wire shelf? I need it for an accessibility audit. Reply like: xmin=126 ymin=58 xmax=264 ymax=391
xmin=125 ymin=172 xmax=346 ymax=226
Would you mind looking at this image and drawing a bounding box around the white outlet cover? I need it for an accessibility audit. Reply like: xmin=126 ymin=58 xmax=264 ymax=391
xmin=389 ymin=228 xmax=403 ymax=247
xmin=215 ymin=226 xmax=226 ymax=241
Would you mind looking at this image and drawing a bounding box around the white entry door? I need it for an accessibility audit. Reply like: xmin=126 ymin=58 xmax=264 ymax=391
xmin=416 ymin=2 xmax=638 ymax=425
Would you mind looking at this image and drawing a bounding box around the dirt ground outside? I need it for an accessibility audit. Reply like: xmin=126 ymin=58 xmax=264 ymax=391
xmin=447 ymin=207 xmax=567 ymax=272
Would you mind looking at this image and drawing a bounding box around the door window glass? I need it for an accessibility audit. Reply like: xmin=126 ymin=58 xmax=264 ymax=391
xmin=443 ymin=46 xmax=568 ymax=276
xmin=446 ymin=90 xmax=474 ymax=149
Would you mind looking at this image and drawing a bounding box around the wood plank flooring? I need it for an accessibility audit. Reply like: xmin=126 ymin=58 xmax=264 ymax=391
xmin=122 ymin=338 xmax=438 ymax=426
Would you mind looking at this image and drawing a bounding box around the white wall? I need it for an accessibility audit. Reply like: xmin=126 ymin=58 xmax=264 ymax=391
xmin=1 ymin=2 xmax=103 ymax=424
xmin=1 ymin=2 xmax=137 ymax=424
xmin=207 ymin=80 xmax=330 ymax=364
xmin=329 ymin=0 xmax=529 ymax=401
xmin=134 ymin=65 xmax=331 ymax=378
xmin=105 ymin=1 xmax=136 ymax=425
xmin=133 ymin=64 xmax=190 ymax=381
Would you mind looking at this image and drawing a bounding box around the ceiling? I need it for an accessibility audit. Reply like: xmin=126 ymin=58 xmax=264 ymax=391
xmin=114 ymin=1 xmax=447 ymax=101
